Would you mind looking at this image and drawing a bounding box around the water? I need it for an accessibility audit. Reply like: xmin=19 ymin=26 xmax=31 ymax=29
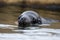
xmin=0 ymin=24 xmax=60 ymax=40
xmin=0 ymin=5 xmax=60 ymax=40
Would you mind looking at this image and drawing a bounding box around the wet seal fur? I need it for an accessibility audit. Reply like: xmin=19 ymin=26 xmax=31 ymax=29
xmin=18 ymin=11 xmax=42 ymax=29
xmin=18 ymin=11 xmax=59 ymax=29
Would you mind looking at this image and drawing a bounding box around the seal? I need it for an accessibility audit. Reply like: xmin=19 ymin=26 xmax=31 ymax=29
xmin=18 ymin=11 xmax=59 ymax=29
xmin=18 ymin=11 xmax=42 ymax=29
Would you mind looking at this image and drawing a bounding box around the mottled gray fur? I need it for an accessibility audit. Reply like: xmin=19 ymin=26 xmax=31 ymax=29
xmin=18 ymin=11 xmax=59 ymax=29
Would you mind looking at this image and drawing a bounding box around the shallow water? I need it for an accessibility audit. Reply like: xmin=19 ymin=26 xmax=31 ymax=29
xmin=0 ymin=24 xmax=60 ymax=40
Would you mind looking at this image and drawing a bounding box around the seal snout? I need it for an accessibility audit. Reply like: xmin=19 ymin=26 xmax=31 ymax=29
xmin=18 ymin=17 xmax=31 ymax=29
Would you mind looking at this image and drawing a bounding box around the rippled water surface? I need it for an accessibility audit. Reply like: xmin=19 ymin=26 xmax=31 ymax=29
xmin=0 ymin=24 xmax=60 ymax=40
xmin=0 ymin=5 xmax=60 ymax=40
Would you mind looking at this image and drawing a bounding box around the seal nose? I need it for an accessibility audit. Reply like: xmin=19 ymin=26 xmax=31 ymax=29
xmin=18 ymin=17 xmax=26 ymax=29
xmin=18 ymin=17 xmax=31 ymax=29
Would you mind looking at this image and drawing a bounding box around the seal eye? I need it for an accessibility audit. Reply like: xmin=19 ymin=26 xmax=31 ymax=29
xmin=19 ymin=17 xmax=26 ymax=24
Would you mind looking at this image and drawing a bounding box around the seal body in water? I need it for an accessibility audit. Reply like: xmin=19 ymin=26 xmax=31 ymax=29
xmin=18 ymin=11 xmax=42 ymax=29
xmin=18 ymin=11 xmax=59 ymax=29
